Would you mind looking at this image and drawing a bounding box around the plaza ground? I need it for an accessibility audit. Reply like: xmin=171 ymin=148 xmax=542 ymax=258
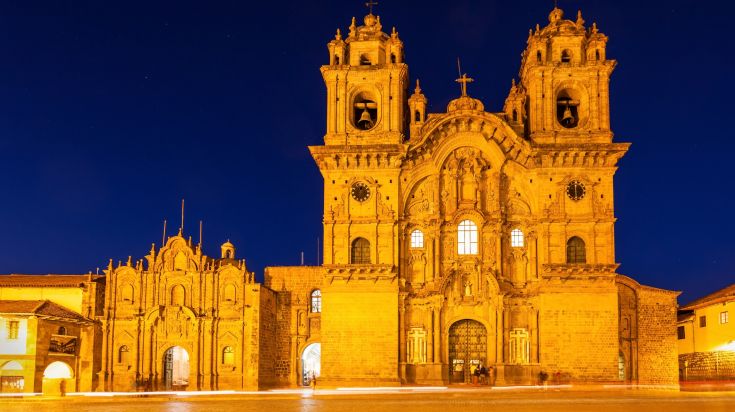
xmin=1 ymin=387 xmax=734 ymax=412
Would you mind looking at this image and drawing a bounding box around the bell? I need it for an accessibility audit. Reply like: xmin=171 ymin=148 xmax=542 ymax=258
xmin=358 ymin=108 xmax=374 ymax=129
xmin=561 ymin=105 xmax=574 ymax=124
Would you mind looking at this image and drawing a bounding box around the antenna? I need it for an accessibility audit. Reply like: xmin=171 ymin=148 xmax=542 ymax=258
xmin=457 ymin=57 xmax=462 ymax=78
xmin=162 ymin=219 xmax=167 ymax=245
xmin=300 ymin=251 xmax=305 ymax=266
xmin=180 ymin=199 xmax=185 ymax=233
xmin=199 ymin=220 xmax=203 ymax=246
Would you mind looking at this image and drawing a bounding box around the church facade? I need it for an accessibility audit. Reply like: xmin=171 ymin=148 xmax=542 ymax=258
xmin=265 ymin=7 xmax=679 ymax=387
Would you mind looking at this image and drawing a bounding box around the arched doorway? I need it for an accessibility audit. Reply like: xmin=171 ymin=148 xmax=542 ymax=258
xmin=301 ymin=343 xmax=321 ymax=386
xmin=1 ymin=361 xmax=24 ymax=393
xmin=163 ymin=346 xmax=189 ymax=390
xmin=448 ymin=319 xmax=487 ymax=383
xmin=42 ymin=361 xmax=74 ymax=394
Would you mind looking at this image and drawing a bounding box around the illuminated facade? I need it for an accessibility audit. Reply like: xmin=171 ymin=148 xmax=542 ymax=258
xmin=0 ymin=275 xmax=102 ymax=394
xmin=99 ymin=233 xmax=277 ymax=391
xmin=0 ymin=6 xmax=684 ymax=392
xmin=678 ymin=284 xmax=735 ymax=381
xmin=266 ymin=6 xmax=680 ymax=387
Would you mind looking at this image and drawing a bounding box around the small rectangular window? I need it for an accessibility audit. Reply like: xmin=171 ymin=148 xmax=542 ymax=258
xmin=721 ymin=311 xmax=729 ymax=324
xmin=7 ymin=320 xmax=19 ymax=340
xmin=677 ymin=326 xmax=685 ymax=340
xmin=699 ymin=315 xmax=707 ymax=328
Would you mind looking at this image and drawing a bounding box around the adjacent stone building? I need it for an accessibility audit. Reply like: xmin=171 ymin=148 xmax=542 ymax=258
xmin=677 ymin=284 xmax=735 ymax=381
xmin=0 ymin=274 xmax=103 ymax=393
xmin=99 ymin=233 xmax=276 ymax=391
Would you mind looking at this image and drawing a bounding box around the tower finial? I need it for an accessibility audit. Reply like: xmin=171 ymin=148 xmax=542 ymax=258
xmin=455 ymin=58 xmax=474 ymax=97
xmin=365 ymin=0 xmax=378 ymax=15
xmin=576 ymin=10 xmax=585 ymax=27
xmin=335 ymin=28 xmax=342 ymax=41
xmin=415 ymin=79 xmax=422 ymax=94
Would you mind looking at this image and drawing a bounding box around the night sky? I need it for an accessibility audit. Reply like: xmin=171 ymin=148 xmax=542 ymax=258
xmin=0 ymin=1 xmax=732 ymax=304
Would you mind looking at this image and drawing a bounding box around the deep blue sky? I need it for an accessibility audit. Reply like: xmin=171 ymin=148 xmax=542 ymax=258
xmin=0 ymin=1 xmax=731 ymax=304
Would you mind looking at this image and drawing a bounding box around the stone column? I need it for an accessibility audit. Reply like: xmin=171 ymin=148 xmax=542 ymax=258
xmin=433 ymin=306 xmax=441 ymax=363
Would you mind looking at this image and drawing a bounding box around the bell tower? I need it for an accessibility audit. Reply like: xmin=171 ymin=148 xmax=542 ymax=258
xmin=507 ymin=7 xmax=615 ymax=144
xmin=322 ymin=11 xmax=409 ymax=146
xmin=309 ymin=6 xmax=407 ymax=387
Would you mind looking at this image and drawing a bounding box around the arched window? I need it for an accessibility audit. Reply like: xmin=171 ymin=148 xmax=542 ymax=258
xmin=561 ymin=49 xmax=572 ymax=63
xmin=360 ymin=54 xmax=371 ymax=65
xmin=171 ymin=285 xmax=185 ymax=306
xmin=223 ymin=284 xmax=236 ymax=302
xmin=118 ymin=345 xmax=129 ymax=364
xmin=536 ymin=50 xmax=542 ymax=63
xmin=121 ymin=284 xmax=134 ymax=303
xmin=57 ymin=327 xmax=67 ymax=336
xmin=222 ymin=346 xmax=234 ymax=366
xmin=351 ymin=238 xmax=371 ymax=264
xmin=311 ymin=290 xmax=322 ymax=313
xmin=414 ymin=110 xmax=421 ymax=122
xmin=410 ymin=230 xmax=424 ymax=248
xmin=566 ymin=236 xmax=586 ymax=264
xmin=595 ymin=50 xmax=600 ymax=61
xmin=511 ymin=228 xmax=524 ymax=248
xmin=457 ymin=220 xmax=478 ymax=255
xmin=335 ymin=55 xmax=340 ymax=65
xmin=512 ymin=109 xmax=518 ymax=122
xmin=390 ymin=53 xmax=396 ymax=64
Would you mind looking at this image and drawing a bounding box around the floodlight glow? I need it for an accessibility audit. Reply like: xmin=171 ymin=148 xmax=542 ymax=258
xmin=43 ymin=361 xmax=73 ymax=379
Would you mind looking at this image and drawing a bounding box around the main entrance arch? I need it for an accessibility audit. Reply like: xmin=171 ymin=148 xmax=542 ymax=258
xmin=163 ymin=346 xmax=189 ymax=390
xmin=448 ymin=319 xmax=487 ymax=383
xmin=301 ymin=343 xmax=320 ymax=386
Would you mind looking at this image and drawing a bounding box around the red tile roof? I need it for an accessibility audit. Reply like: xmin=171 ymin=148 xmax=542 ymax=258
xmin=0 ymin=300 xmax=91 ymax=323
xmin=681 ymin=283 xmax=735 ymax=310
xmin=0 ymin=274 xmax=102 ymax=287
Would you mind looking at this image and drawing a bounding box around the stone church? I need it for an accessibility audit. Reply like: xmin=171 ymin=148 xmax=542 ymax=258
xmin=264 ymin=6 xmax=679 ymax=388
xmin=94 ymin=6 xmax=680 ymax=391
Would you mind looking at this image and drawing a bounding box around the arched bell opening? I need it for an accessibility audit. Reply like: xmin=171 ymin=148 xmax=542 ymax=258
xmin=556 ymin=88 xmax=581 ymax=128
xmin=352 ymin=92 xmax=378 ymax=131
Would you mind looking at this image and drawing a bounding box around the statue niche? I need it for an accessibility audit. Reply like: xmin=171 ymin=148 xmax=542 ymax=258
xmin=409 ymin=250 xmax=427 ymax=285
xmin=509 ymin=248 xmax=529 ymax=288
xmin=440 ymin=148 xmax=490 ymax=214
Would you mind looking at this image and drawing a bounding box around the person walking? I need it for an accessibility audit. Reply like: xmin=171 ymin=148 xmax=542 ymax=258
xmin=59 ymin=380 xmax=67 ymax=397
xmin=473 ymin=364 xmax=481 ymax=386
xmin=310 ymin=371 xmax=317 ymax=390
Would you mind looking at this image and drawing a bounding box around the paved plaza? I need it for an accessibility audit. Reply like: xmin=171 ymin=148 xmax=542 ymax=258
xmin=1 ymin=388 xmax=734 ymax=412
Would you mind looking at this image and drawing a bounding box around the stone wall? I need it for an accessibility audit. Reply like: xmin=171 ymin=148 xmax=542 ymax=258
xmin=264 ymin=266 xmax=323 ymax=387
xmin=636 ymin=287 xmax=680 ymax=385
xmin=321 ymin=277 xmax=399 ymax=386
xmin=680 ymin=351 xmax=735 ymax=381
xmin=256 ymin=285 xmax=277 ymax=388
xmin=539 ymin=288 xmax=618 ymax=381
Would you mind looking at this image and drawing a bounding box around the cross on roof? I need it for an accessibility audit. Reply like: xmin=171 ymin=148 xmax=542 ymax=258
xmin=365 ymin=0 xmax=378 ymax=14
xmin=455 ymin=73 xmax=474 ymax=97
